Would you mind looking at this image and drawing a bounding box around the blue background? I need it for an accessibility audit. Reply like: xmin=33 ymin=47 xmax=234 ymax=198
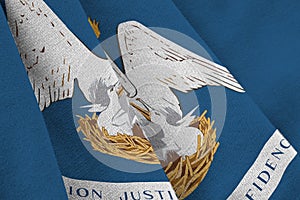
xmin=0 ymin=0 xmax=299 ymax=199
xmin=172 ymin=1 xmax=300 ymax=199
xmin=0 ymin=4 xmax=67 ymax=200
xmin=173 ymin=0 xmax=300 ymax=152
xmin=79 ymin=1 xmax=299 ymax=198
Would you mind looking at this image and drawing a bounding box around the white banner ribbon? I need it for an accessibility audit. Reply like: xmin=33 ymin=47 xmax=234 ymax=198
xmin=228 ymin=130 xmax=297 ymax=200
xmin=63 ymin=176 xmax=178 ymax=200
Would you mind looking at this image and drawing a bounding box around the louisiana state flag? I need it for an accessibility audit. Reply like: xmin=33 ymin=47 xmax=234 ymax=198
xmin=0 ymin=0 xmax=299 ymax=199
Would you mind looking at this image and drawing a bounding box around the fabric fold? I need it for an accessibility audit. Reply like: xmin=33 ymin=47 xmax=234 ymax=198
xmin=1 ymin=0 xmax=299 ymax=199
xmin=0 ymin=5 xmax=67 ymax=200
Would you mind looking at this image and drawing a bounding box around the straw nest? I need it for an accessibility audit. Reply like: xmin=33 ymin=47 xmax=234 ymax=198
xmin=164 ymin=110 xmax=219 ymax=199
xmin=77 ymin=113 xmax=159 ymax=164
xmin=76 ymin=110 xmax=219 ymax=199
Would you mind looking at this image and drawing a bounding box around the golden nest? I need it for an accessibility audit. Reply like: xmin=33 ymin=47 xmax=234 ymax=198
xmin=77 ymin=110 xmax=219 ymax=199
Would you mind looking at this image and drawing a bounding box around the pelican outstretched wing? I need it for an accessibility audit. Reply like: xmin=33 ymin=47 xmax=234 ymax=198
xmin=117 ymin=21 xmax=245 ymax=93
xmin=6 ymin=0 xmax=118 ymax=111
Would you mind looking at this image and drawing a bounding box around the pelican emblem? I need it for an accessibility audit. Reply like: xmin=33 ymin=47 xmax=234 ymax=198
xmin=6 ymin=0 xmax=244 ymax=172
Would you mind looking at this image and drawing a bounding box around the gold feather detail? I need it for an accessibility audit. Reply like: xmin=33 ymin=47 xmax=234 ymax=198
xmin=88 ymin=17 xmax=101 ymax=38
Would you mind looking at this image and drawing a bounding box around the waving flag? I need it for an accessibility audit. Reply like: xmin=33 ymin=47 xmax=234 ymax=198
xmin=0 ymin=0 xmax=299 ymax=199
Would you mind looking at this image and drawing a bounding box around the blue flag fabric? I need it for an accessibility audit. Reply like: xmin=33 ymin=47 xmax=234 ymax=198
xmin=173 ymin=0 xmax=300 ymax=152
xmin=79 ymin=0 xmax=300 ymax=198
xmin=1 ymin=0 xmax=299 ymax=199
xmin=0 ymin=5 xmax=67 ymax=200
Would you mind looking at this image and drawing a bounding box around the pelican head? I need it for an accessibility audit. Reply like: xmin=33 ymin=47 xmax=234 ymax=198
xmin=80 ymin=82 xmax=118 ymax=113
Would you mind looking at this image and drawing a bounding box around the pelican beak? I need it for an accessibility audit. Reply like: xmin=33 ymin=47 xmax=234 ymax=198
xmin=130 ymin=102 xmax=151 ymax=121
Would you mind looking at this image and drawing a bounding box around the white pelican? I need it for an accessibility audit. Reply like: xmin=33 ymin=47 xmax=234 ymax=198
xmin=5 ymin=0 xmax=137 ymax=135
xmin=133 ymin=99 xmax=203 ymax=161
xmin=6 ymin=0 xmax=244 ymax=158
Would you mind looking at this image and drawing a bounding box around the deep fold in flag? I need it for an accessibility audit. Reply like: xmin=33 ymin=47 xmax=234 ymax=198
xmin=0 ymin=0 xmax=299 ymax=199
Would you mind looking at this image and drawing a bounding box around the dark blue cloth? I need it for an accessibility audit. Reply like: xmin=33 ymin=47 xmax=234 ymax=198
xmin=173 ymin=0 xmax=300 ymax=152
xmin=0 ymin=5 xmax=67 ymax=200
xmin=1 ymin=0 xmax=299 ymax=199
xmin=79 ymin=0 xmax=299 ymax=199
xmin=79 ymin=1 xmax=300 ymax=199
